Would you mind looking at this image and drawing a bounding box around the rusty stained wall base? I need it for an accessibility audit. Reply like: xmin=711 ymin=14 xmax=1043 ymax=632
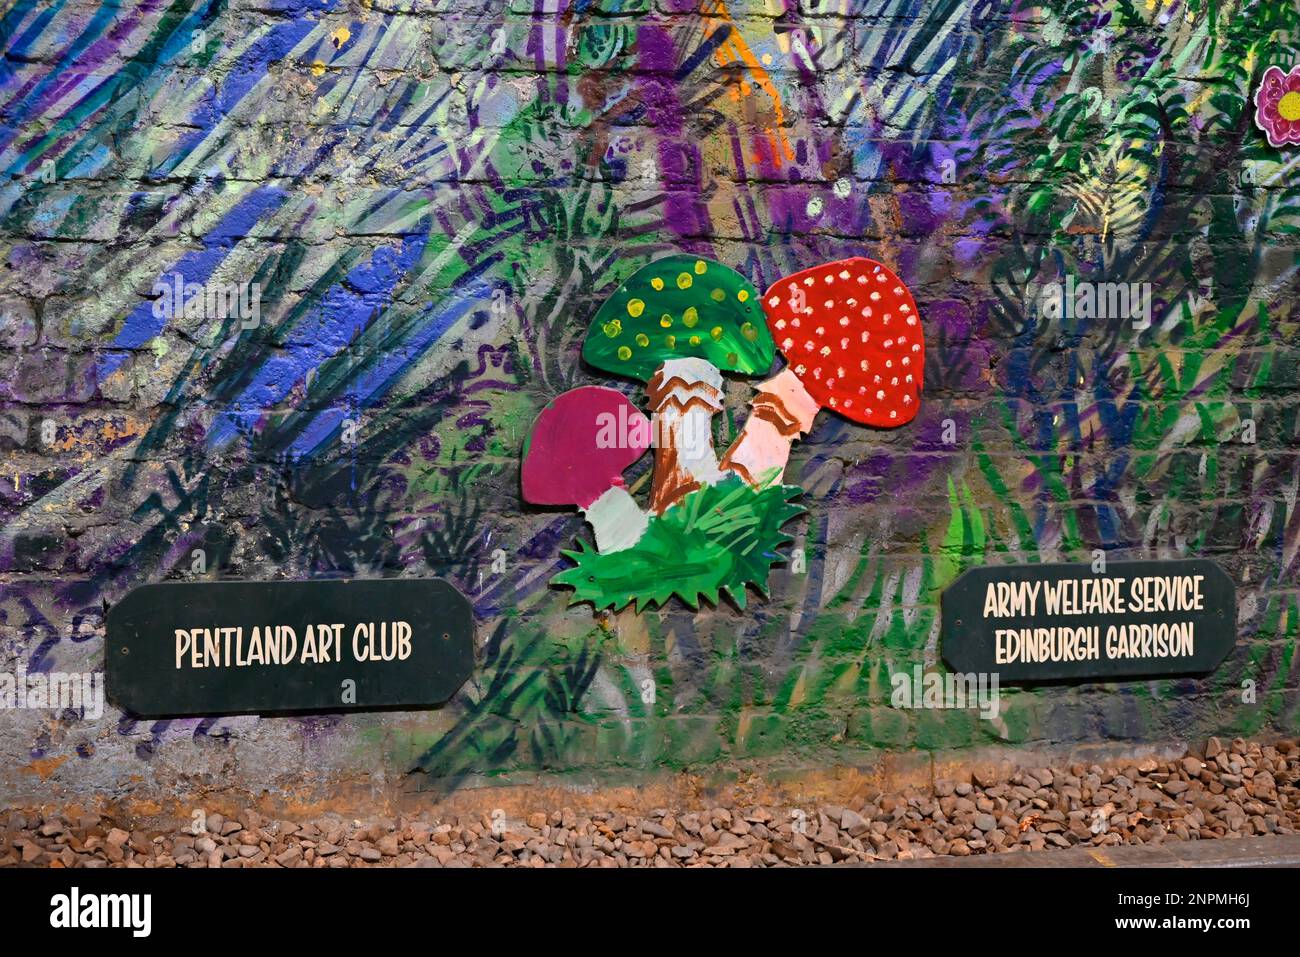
xmin=4 ymin=739 xmax=1217 ymax=831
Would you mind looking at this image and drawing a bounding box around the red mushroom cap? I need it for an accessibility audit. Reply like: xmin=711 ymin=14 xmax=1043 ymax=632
xmin=522 ymin=386 xmax=651 ymax=510
xmin=760 ymin=257 xmax=924 ymax=427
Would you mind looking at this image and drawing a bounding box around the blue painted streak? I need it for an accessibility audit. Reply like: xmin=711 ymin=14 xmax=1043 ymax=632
xmin=206 ymin=231 xmax=430 ymax=449
xmin=94 ymin=186 xmax=288 ymax=380
xmin=285 ymin=278 xmax=490 ymax=459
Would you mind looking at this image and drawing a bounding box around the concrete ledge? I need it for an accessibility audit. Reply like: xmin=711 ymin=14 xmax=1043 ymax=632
xmin=855 ymin=835 xmax=1300 ymax=868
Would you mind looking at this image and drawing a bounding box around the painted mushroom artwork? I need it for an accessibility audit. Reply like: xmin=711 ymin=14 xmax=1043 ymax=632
xmin=581 ymin=255 xmax=776 ymax=513
xmin=521 ymin=386 xmax=651 ymax=554
xmin=722 ymin=257 xmax=925 ymax=487
xmin=523 ymin=252 xmax=926 ymax=615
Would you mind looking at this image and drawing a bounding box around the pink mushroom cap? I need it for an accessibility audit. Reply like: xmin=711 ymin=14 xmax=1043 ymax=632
xmin=522 ymin=386 xmax=651 ymax=509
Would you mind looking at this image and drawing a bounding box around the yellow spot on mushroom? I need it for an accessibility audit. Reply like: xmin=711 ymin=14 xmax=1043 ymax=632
xmin=635 ymin=333 xmax=649 ymax=347
xmin=737 ymin=289 xmax=750 ymax=302
xmin=726 ymin=352 xmax=738 ymax=365
xmin=665 ymin=335 xmax=676 ymax=348
xmin=627 ymin=298 xmax=645 ymax=318
xmin=310 ymin=59 xmax=326 ymax=77
xmin=660 ymin=314 xmax=673 ymax=328
xmin=331 ymin=26 xmax=351 ymax=49
xmin=602 ymin=319 xmax=622 ymax=338
xmin=710 ymin=326 xmax=723 ymax=340
xmin=650 ymin=277 xmax=664 ymax=291
xmin=694 ymin=260 xmax=707 ymax=274
xmin=689 ymin=335 xmax=701 ymax=346
xmin=677 ymin=273 xmax=693 ymax=289
xmin=710 ymin=288 xmax=726 ymax=302
xmin=682 ymin=306 xmax=699 ymax=328
xmin=741 ymin=322 xmax=758 ymax=341
xmin=617 ymin=346 xmax=632 ymax=360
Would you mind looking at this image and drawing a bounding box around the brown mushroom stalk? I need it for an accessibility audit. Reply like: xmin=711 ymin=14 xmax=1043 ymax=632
xmin=719 ymin=367 xmax=821 ymax=487
xmin=646 ymin=356 xmax=726 ymax=513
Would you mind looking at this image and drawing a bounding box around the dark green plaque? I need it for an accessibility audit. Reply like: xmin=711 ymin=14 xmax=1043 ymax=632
xmin=941 ymin=559 xmax=1235 ymax=682
xmin=106 ymin=578 xmax=475 ymax=717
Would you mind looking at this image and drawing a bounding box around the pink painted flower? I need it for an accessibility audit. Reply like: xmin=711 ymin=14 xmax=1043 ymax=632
xmin=1254 ymin=65 xmax=1300 ymax=148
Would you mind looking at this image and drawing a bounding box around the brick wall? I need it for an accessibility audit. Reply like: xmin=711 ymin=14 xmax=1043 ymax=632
xmin=0 ymin=0 xmax=1297 ymax=805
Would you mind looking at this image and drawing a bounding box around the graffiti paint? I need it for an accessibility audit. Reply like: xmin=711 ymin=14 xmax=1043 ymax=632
xmin=0 ymin=0 xmax=1295 ymax=802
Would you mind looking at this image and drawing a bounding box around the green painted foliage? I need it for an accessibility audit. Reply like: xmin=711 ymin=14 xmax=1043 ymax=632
xmin=552 ymin=475 xmax=804 ymax=611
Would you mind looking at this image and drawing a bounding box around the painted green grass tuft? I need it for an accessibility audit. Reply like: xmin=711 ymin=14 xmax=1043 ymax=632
xmin=552 ymin=476 xmax=805 ymax=612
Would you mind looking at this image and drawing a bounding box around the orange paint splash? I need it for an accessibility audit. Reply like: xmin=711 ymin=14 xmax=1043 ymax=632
xmin=701 ymin=1 xmax=795 ymax=169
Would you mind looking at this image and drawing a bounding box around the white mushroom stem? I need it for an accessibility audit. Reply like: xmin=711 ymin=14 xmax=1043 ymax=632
xmin=646 ymin=356 xmax=725 ymax=514
xmin=720 ymin=367 xmax=821 ymax=487
xmin=581 ymin=485 xmax=649 ymax=553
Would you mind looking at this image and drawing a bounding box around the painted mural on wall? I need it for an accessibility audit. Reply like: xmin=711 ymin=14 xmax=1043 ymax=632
xmin=526 ymin=255 xmax=923 ymax=612
xmin=0 ymin=0 xmax=1298 ymax=797
xmin=1254 ymin=65 xmax=1300 ymax=149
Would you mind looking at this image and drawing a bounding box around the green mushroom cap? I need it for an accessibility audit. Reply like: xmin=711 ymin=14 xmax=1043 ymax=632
xmin=582 ymin=255 xmax=775 ymax=382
